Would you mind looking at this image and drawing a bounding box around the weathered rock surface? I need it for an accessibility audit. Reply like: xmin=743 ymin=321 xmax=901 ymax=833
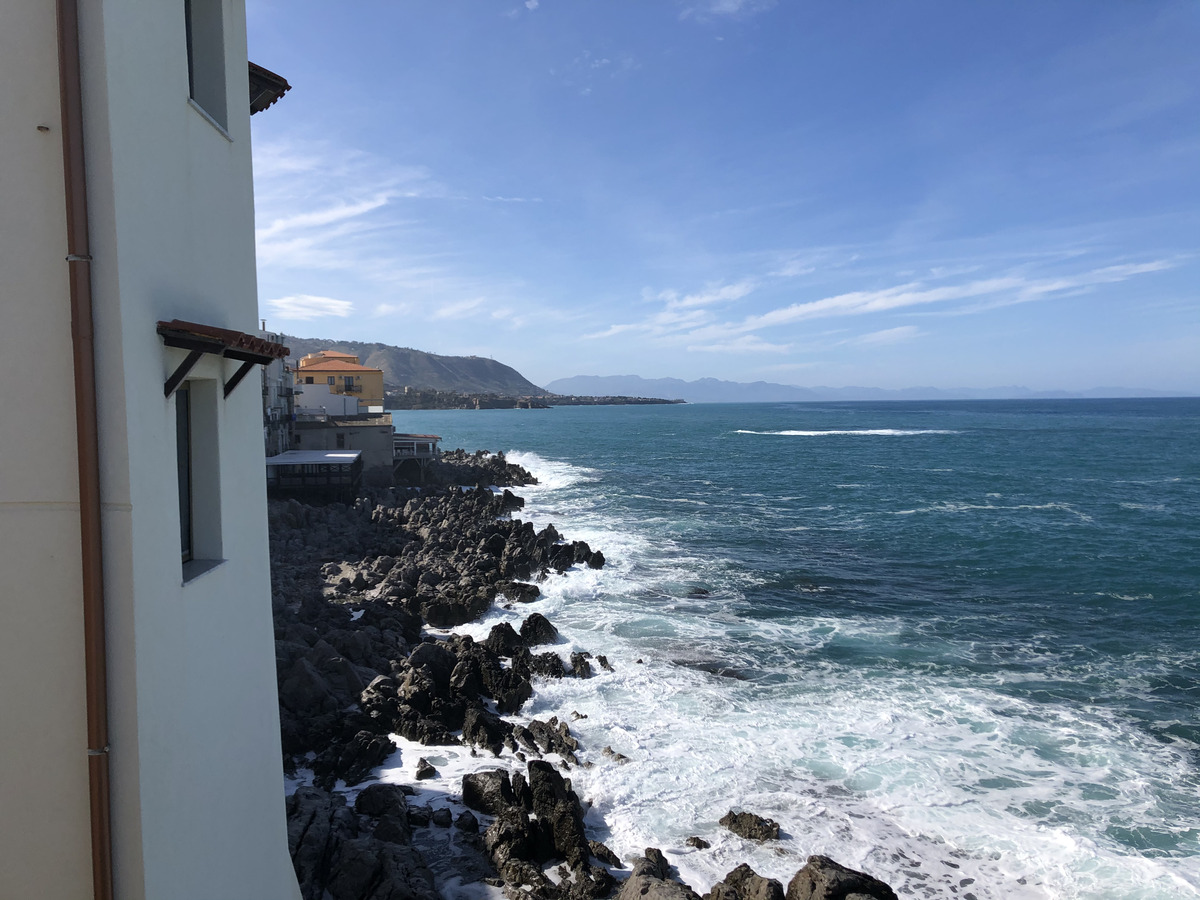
xmin=784 ymin=856 xmax=899 ymax=900
xmin=706 ymin=864 xmax=784 ymax=900
xmin=287 ymin=786 xmax=439 ymax=900
xmin=617 ymin=848 xmax=702 ymax=900
xmin=719 ymin=810 xmax=781 ymax=842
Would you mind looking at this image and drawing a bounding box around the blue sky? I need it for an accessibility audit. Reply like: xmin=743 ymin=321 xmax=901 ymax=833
xmin=247 ymin=1 xmax=1198 ymax=392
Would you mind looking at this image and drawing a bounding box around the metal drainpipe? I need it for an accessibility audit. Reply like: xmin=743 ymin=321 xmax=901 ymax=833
xmin=56 ymin=0 xmax=115 ymax=897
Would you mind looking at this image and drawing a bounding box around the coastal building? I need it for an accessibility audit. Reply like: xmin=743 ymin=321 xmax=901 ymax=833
xmin=265 ymin=450 xmax=364 ymax=503
xmin=293 ymin=378 xmax=364 ymax=416
xmin=393 ymin=433 xmax=443 ymax=483
xmin=296 ymin=350 xmax=386 ymax=411
xmin=0 ymin=1 xmax=299 ymax=898
xmin=261 ymin=327 xmax=296 ymax=456
xmin=294 ymin=414 xmax=397 ymax=483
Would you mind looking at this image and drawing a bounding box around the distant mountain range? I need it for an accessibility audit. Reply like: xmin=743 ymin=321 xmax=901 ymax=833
xmin=280 ymin=335 xmax=1185 ymax=402
xmin=283 ymin=335 xmax=543 ymax=395
xmin=542 ymin=374 xmax=1185 ymax=403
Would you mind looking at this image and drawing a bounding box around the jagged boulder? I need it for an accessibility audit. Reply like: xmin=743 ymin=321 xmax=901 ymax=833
xmin=616 ymin=848 xmax=702 ymax=900
xmin=520 ymin=613 xmax=560 ymax=646
xmin=484 ymin=621 xmax=526 ymax=657
xmin=785 ymin=856 xmax=898 ymax=900
xmin=707 ymin=864 xmax=784 ymax=900
xmin=325 ymin=838 xmax=438 ymax=900
xmin=462 ymin=769 xmax=516 ymax=816
xmin=719 ymin=810 xmax=780 ymax=842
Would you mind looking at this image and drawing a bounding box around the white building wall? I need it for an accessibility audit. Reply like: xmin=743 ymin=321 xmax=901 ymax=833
xmin=294 ymin=380 xmax=363 ymax=415
xmin=0 ymin=2 xmax=95 ymax=897
xmin=1 ymin=0 xmax=299 ymax=897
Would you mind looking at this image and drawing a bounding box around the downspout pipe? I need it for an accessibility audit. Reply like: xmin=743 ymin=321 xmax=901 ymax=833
xmin=56 ymin=0 xmax=115 ymax=897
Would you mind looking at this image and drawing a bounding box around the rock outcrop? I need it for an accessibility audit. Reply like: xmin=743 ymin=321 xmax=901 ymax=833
xmin=719 ymin=811 xmax=781 ymax=842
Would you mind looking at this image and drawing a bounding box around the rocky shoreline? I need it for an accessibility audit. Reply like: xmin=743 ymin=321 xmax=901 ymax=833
xmin=270 ymin=451 xmax=902 ymax=900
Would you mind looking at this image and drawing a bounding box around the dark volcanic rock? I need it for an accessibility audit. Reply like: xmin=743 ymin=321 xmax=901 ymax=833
xmin=616 ymin=848 xmax=702 ymax=900
xmin=314 ymin=730 xmax=396 ymax=788
xmin=461 ymin=706 xmax=511 ymax=754
xmin=520 ymin=612 xmax=560 ymax=646
xmin=719 ymin=810 xmax=780 ymax=842
xmin=462 ymin=769 xmax=516 ymax=816
xmin=484 ymin=621 xmax=526 ymax=657
xmin=354 ymin=783 xmax=409 ymax=819
xmin=785 ymin=856 xmax=899 ymax=900
xmin=501 ymin=581 xmax=542 ymax=603
xmin=707 ymin=864 xmax=784 ymax=900
xmin=527 ymin=760 xmax=590 ymax=868
xmin=287 ymin=786 xmax=438 ymax=900
xmin=589 ymin=839 xmax=622 ymax=867
xmin=327 ymin=838 xmax=438 ymax=900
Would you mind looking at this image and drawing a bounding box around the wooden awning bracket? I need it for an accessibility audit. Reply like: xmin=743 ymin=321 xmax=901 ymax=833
xmin=223 ymin=360 xmax=258 ymax=398
xmin=163 ymin=348 xmax=207 ymax=397
xmin=157 ymin=319 xmax=289 ymax=399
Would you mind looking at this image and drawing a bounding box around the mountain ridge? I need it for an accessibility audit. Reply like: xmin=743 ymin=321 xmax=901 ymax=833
xmin=283 ymin=335 xmax=544 ymax=395
xmin=543 ymin=374 xmax=1186 ymax=403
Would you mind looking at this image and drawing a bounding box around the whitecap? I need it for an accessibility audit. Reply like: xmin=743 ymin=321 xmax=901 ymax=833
xmin=734 ymin=429 xmax=960 ymax=437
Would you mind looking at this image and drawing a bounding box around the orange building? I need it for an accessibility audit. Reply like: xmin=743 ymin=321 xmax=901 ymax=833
xmin=296 ymin=350 xmax=385 ymax=410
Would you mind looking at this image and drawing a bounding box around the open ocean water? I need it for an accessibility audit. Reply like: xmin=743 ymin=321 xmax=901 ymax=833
xmin=390 ymin=399 xmax=1200 ymax=900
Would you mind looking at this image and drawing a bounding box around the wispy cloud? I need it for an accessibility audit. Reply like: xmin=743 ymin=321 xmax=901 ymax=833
xmin=432 ymin=297 xmax=488 ymax=320
xmin=585 ymin=256 xmax=1176 ymax=352
xmin=851 ymin=325 xmax=922 ymax=346
xmin=252 ymin=137 xmax=561 ymax=330
xmin=266 ymin=294 xmax=354 ymax=320
xmin=680 ymin=0 xmax=778 ymax=20
xmin=667 ymin=280 xmax=756 ymax=309
xmin=256 ymin=195 xmax=393 ymax=242
xmin=687 ymin=335 xmax=791 ymax=354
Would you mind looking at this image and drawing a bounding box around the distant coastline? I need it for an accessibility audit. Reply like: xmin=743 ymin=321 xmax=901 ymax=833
xmin=384 ymin=386 xmax=683 ymax=410
xmin=543 ymin=374 xmax=1192 ymax=405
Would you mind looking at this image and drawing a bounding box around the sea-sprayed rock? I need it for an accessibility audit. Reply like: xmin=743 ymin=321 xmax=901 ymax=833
xmin=785 ymin=856 xmax=899 ymax=900
xmin=719 ymin=810 xmax=781 ymax=842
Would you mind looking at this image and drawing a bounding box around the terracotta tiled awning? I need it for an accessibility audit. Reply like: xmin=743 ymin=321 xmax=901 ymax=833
xmin=157 ymin=319 xmax=289 ymax=399
xmin=249 ymin=62 xmax=291 ymax=114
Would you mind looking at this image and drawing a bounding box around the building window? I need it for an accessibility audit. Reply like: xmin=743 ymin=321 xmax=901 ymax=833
xmin=305 ymin=376 xmax=313 ymax=384
xmin=327 ymin=376 xmax=335 ymax=385
xmin=176 ymin=380 xmax=222 ymax=579
xmin=185 ymin=0 xmax=228 ymax=128
xmin=336 ymin=433 xmax=345 ymax=449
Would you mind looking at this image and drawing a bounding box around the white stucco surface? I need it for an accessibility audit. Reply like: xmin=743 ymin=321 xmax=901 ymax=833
xmin=1 ymin=0 xmax=300 ymax=896
xmin=0 ymin=3 xmax=94 ymax=896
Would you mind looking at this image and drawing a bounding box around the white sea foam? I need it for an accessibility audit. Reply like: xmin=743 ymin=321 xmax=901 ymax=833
xmin=735 ymin=429 xmax=960 ymax=437
xmin=478 ymin=449 xmax=1200 ymax=900
xmin=892 ymin=501 xmax=1094 ymax=522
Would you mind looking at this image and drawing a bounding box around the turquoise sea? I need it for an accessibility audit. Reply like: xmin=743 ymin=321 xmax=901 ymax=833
xmin=392 ymin=398 xmax=1200 ymax=900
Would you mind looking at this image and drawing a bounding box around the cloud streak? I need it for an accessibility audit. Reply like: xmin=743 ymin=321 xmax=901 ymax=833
xmin=585 ymin=257 xmax=1176 ymax=356
xmin=266 ymin=294 xmax=354 ymax=320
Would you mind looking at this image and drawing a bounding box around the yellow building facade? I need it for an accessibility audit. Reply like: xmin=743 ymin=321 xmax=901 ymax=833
xmin=296 ymin=351 xmax=385 ymax=409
